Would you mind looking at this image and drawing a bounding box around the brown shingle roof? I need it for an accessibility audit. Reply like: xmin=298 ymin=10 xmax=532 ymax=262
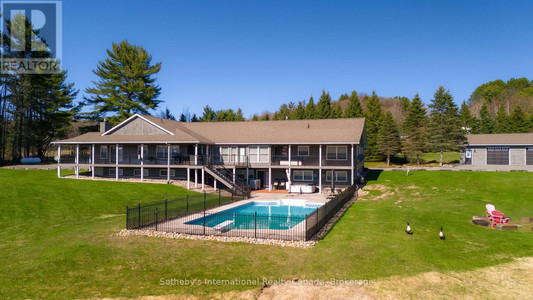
xmin=467 ymin=133 xmax=533 ymax=146
xmin=56 ymin=114 xmax=366 ymax=145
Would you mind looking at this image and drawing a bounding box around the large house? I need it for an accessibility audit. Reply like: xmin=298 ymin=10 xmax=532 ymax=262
xmin=54 ymin=114 xmax=367 ymax=194
xmin=462 ymin=133 xmax=533 ymax=167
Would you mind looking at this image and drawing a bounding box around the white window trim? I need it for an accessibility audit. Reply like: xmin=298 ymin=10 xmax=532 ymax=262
xmin=294 ymin=170 xmax=313 ymax=182
xmin=109 ymin=168 xmax=123 ymax=176
xmin=326 ymin=146 xmax=348 ymax=160
xmin=157 ymin=145 xmax=168 ymax=159
xmin=326 ymin=171 xmax=348 ymax=182
xmin=100 ymin=145 xmax=108 ymax=159
xmin=137 ymin=145 xmax=148 ymax=156
xmin=297 ymin=146 xmax=310 ymax=157
xmin=134 ymin=169 xmax=149 ymax=177
xmin=159 ymin=169 xmax=175 ymax=177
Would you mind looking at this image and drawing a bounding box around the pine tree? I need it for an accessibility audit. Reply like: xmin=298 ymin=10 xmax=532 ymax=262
xmin=316 ymin=90 xmax=332 ymax=119
xmin=304 ymin=97 xmax=316 ymax=119
xmin=331 ymin=102 xmax=343 ymax=118
xmin=378 ymin=111 xmax=402 ymax=166
xmin=427 ymin=86 xmax=464 ymax=166
xmin=494 ymin=102 xmax=511 ymax=133
xmin=459 ymin=101 xmax=475 ymax=133
xmin=402 ymin=94 xmax=427 ymax=165
xmin=478 ymin=102 xmax=494 ymax=133
xmin=509 ymin=105 xmax=530 ymax=133
xmin=235 ymin=108 xmax=245 ymax=121
xmin=160 ymin=108 xmax=176 ymax=120
xmin=343 ymin=90 xmax=364 ymax=118
xmin=261 ymin=113 xmax=270 ymax=121
xmin=290 ymin=101 xmax=306 ymax=120
xmin=252 ymin=114 xmax=259 ymax=121
xmin=190 ymin=114 xmax=198 ymax=122
xmin=364 ymin=91 xmax=383 ymax=158
xmin=84 ymin=40 xmax=162 ymax=124
xmin=179 ymin=113 xmax=187 ymax=122
xmin=200 ymin=105 xmax=216 ymax=122
xmin=273 ymin=104 xmax=290 ymax=120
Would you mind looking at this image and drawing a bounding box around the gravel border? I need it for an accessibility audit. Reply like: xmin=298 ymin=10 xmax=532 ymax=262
xmin=118 ymin=229 xmax=317 ymax=248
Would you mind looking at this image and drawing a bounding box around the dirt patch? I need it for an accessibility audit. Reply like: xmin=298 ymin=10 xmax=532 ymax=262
xmin=363 ymin=184 xmax=390 ymax=192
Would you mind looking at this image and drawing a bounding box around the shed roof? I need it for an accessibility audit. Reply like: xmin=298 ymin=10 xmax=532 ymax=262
xmin=466 ymin=133 xmax=533 ymax=146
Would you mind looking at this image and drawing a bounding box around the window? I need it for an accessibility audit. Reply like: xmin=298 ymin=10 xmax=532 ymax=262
xmin=259 ymin=146 xmax=269 ymax=162
xmin=326 ymin=146 xmax=347 ymax=160
xmin=134 ymin=169 xmax=149 ymax=177
xmin=100 ymin=146 xmax=108 ymax=159
xmin=249 ymin=146 xmax=270 ymax=163
xmin=487 ymin=147 xmax=509 ymax=165
xmin=297 ymin=146 xmax=310 ymax=156
xmin=171 ymin=146 xmax=180 ymax=158
xmin=108 ymin=168 xmax=123 ymax=176
xmin=157 ymin=145 xmax=168 ymax=159
xmin=159 ymin=169 xmax=176 ymax=177
xmin=249 ymin=146 xmax=258 ymax=162
xmin=326 ymin=171 xmax=348 ymax=182
xmin=109 ymin=146 xmax=123 ymax=163
xmin=293 ymin=170 xmax=313 ymax=181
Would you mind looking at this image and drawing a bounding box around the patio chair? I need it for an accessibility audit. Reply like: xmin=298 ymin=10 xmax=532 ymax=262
xmin=279 ymin=179 xmax=286 ymax=190
xmin=272 ymin=179 xmax=279 ymax=190
xmin=486 ymin=204 xmax=510 ymax=227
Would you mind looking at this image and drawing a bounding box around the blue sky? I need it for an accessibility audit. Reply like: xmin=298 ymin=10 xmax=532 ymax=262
xmin=59 ymin=0 xmax=533 ymax=118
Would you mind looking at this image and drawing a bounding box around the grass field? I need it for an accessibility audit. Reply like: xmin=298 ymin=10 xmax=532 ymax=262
xmin=1 ymin=169 xmax=533 ymax=298
xmin=365 ymin=152 xmax=460 ymax=168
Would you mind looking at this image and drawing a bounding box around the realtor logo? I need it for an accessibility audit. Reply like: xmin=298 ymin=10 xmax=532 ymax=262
xmin=1 ymin=1 xmax=62 ymax=74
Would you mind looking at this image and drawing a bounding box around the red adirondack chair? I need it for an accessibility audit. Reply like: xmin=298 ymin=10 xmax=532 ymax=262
xmin=486 ymin=204 xmax=510 ymax=227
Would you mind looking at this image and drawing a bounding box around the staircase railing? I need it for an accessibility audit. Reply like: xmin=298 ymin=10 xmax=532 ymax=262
xmin=206 ymin=164 xmax=250 ymax=198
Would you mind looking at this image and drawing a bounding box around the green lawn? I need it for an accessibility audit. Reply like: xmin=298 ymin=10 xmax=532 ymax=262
xmin=1 ymin=169 xmax=533 ymax=298
xmin=365 ymin=152 xmax=460 ymax=168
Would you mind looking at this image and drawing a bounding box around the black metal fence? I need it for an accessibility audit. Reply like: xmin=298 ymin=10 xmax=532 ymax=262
xmin=305 ymin=185 xmax=357 ymax=240
xmin=126 ymin=185 xmax=357 ymax=241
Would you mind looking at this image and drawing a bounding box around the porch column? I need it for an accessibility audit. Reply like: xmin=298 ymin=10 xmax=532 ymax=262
xmin=115 ymin=143 xmax=119 ymax=181
xmin=288 ymin=145 xmax=292 ymax=191
xmin=319 ymin=145 xmax=322 ymax=194
xmin=186 ymin=167 xmax=190 ymax=190
xmin=57 ymin=145 xmax=61 ymax=178
xmin=91 ymin=144 xmax=95 ymax=180
xmin=351 ymin=144 xmax=355 ymax=185
xmin=201 ymin=167 xmax=205 ymax=191
xmin=75 ymin=144 xmax=79 ymax=179
xmin=246 ymin=168 xmax=249 ymax=183
xmin=140 ymin=144 xmax=144 ymax=182
xmin=232 ymin=166 xmax=236 ymax=184
xmin=167 ymin=144 xmax=171 ymax=184
xmin=214 ymin=178 xmax=217 ymax=190
xmin=268 ymin=167 xmax=272 ymax=191
xmin=194 ymin=144 xmax=198 ymax=165
xmin=194 ymin=169 xmax=198 ymax=189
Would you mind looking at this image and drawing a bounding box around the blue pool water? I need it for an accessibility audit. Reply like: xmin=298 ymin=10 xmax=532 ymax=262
xmin=185 ymin=200 xmax=322 ymax=230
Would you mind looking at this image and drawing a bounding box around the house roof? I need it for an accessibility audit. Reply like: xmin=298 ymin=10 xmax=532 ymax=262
xmin=56 ymin=114 xmax=367 ymax=145
xmin=466 ymin=133 xmax=533 ymax=146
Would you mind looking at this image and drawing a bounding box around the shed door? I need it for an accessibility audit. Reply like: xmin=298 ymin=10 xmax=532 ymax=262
xmin=486 ymin=147 xmax=509 ymax=165
xmin=527 ymin=148 xmax=533 ymax=165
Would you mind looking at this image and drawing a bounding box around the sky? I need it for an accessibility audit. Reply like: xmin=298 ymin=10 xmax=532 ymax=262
xmin=55 ymin=0 xmax=533 ymax=118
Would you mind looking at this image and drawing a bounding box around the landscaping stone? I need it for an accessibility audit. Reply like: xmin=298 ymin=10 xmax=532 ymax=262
xmin=472 ymin=216 xmax=491 ymax=227
xmin=521 ymin=217 xmax=533 ymax=224
xmin=495 ymin=224 xmax=518 ymax=230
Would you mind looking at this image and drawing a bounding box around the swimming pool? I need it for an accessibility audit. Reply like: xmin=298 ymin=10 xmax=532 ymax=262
xmin=185 ymin=199 xmax=322 ymax=230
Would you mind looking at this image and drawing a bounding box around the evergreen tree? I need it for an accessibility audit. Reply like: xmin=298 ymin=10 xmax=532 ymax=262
xmin=378 ymin=111 xmax=402 ymax=166
xmin=290 ymin=101 xmax=306 ymax=120
xmin=190 ymin=114 xmax=198 ymax=122
xmin=160 ymin=107 xmax=176 ymax=120
xmin=338 ymin=93 xmax=349 ymax=101
xmin=316 ymin=90 xmax=332 ymax=119
xmin=235 ymin=108 xmax=245 ymax=121
xmin=459 ymin=101 xmax=475 ymax=133
xmin=364 ymin=91 xmax=384 ymax=158
xmin=84 ymin=40 xmax=162 ymax=125
xmin=494 ymin=102 xmax=511 ymax=133
xmin=200 ymin=105 xmax=216 ymax=122
xmin=179 ymin=113 xmax=187 ymax=122
xmin=509 ymin=105 xmax=530 ymax=133
xmin=402 ymin=94 xmax=427 ymax=165
xmin=331 ymin=102 xmax=343 ymax=118
xmin=304 ymin=96 xmax=316 ymax=119
xmin=343 ymin=91 xmax=364 ymax=118
xmin=273 ymin=104 xmax=290 ymax=120
xmin=252 ymin=114 xmax=259 ymax=121
xmin=427 ymin=86 xmax=464 ymax=166
xmin=261 ymin=113 xmax=270 ymax=121
xmin=478 ymin=102 xmax=494 ymax=133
